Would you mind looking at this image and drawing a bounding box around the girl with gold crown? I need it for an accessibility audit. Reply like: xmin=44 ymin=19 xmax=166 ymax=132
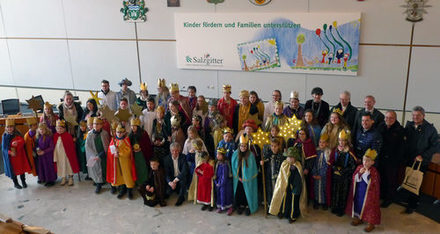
xmin=214 ymin=147 xmax=234 ymax=215
xmin=231 ymin=134 xmax=259 ymax=216
xmin=329 ymin=129 xmax=357 ymax=217
xmin=35 ymin=122 xmax=57 ymax=187
xmin=40 ymin=102 xmax=59 ymax=134
xmin=136 ymin=82 xmax=149 ymax=110
xmin=321 ymin=109 xmax=350 ymax=149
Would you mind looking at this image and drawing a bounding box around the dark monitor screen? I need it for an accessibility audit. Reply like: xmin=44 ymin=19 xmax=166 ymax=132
xmin=2 ymin=99 xmax=20 ymax=115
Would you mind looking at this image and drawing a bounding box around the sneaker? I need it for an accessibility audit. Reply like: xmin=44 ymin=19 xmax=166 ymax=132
xmin=226 ymin=208 xmax=233 ymax=216
xmin=60 ymin=177 xmax=66 ymax=186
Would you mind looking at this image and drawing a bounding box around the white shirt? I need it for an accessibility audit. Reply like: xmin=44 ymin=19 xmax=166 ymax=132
xmin=98 ymin=90 xmax=118 ymax=111
xmin=141 ymin=109 xmax=156 ymax=140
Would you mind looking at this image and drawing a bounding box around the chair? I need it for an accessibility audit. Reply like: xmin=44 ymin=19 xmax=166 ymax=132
xmin=1 ymin=99 xmax=20 ymax=115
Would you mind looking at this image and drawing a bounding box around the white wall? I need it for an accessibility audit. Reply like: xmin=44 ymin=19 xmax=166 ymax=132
xmin=0 ymin=0 xmax=439 ymax=125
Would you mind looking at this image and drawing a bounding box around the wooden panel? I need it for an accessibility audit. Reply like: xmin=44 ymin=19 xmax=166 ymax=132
xmin=421 ymin=171 xmax=436 ymax=196
xmin=435 ymin=173 xmax=440 ymax=199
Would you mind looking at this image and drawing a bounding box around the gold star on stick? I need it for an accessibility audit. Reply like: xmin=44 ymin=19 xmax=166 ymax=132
xmin=64 ymin=114 xmax=78 ymax=127
xmin=89 ymin=91 xmax=102 ymax=107
xmin=130 ymin=102 xmax=143 ymax=117
xmin=251 ymin=127 xmax=270 ymax=150
xmin=115 ymin=108 xmax=132 ymax=122
xmin=287 ymin=115 xmax=303 ymax=134
xmin=99 ymin=105 xmax=115 ymax=122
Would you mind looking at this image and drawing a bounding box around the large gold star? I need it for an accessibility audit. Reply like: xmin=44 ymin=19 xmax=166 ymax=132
xmin=279 ymin=121 xmax=295 ymax=141
xmin=89 ymin=91 xmax=102 ymax=107
xmin=130 ymin=102 xmax=143 ymax=117
xmin=287 ymin=115 xmax=303 ymax=133
xmin=251 ymin=127 xmax=270 ymax=150
xmin=26 ymin=96 xmax=43 ymax=113
xmin=115 ymin=108 xmax=132 ymax=122
xmin=99 ymin=105 xmax=115 ymax=122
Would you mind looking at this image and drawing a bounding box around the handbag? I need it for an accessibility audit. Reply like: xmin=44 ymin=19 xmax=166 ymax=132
xmin=400 ymin=161 xmax=424 ymax=195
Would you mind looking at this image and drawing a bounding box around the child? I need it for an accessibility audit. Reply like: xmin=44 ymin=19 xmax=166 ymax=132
xmin=311 ymin=133 xmax=332 ymax=210
xmin=269 ymin=147 xmax=307 ymax=223
xmin=264 ymin=101 xmax=288 ymax=132
xmin=212 ymin=115 xmax=226 ymax=149
xmin=214 ymin=148 xmax=233 ymax=215
xmin=192 ymin=115 xmax=206 ymax=143
xmin=346 ymin=149 xmax=381 ymax=232
xmin=216 ymin=127 xmax=236 ymax=161
xmin=196 ymin=151 xmax=215 ymax=211
xmin=329 ymin=129 xmax=357 ymax=217
xmin=152 ymin=106 xmax=170 ymax=164
xmin=139 ymin=157 xmax=167 ymax=207
xmin=183 ymin=126 xmax=207 ymax=176
xmin=1 ymin=119 xmax=31 ymax=189
xmin=155 ymin=78 xmax=170 ymax=113
xmin=167 ymin=100 xmax=189 ymax=135
xmin=107 ymin=124 xmax=137 ymax=199
xmin=24 ymin=117 xmax=38 ymax=177
xmin=129 ymin=118 xmax=153 ymax=187
xmin=187 ymin=138 xmax=208 ymax=202
xmin=141 ymin=97 xmax=156 ymax=140
xmin=53 ymin=120 xmax=80 ymax=186
xmin=261 ymin=137 xmax=284 ymax=206
xmin=36 ymin=123 xmax=57 ymax=187
xmin=40 ymin=102 xmax=58 ymax=133
xmin=85 ymin=117 xmax=110 ymax=193
xmin=231 ymin=134 xmax=259 ymax=216
xmin=170 ymin=115 xmax=185 ymax=149
xmin=76 ymin=120 xmax=89 ymax=178
xmin=136 ymin=82 xmax=149 ymax=110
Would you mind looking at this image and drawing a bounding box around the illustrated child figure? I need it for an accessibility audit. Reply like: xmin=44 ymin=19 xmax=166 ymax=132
xmin=261 ymin=136 xmax=284 ymax=206
xmin=269 ymin=147 xmax=307 ymax=223
xmin=346 ymin=149 xmax=381 ymax=233
xmin=36 ymin=123 xmax=57 ymax=187
xmin=311 ymin=133 xmax=332 ymax=210
xmin=214 ymin=148 xmax=233 ymax=215
xmin=139 ymin=157 xmax=167 ymax=207
xmin=53 ymin=120 xmax=80 ymax=186
xmin=196 ymin=151 xmax=215 ymax=211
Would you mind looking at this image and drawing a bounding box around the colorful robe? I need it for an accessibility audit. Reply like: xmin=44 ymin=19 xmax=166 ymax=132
xmin=231 ymin=150 xmax=259 ymax=214
xmin=106 ymin=137 xmax=137 ymax=188
xmin=346 ymin=165 xmax=381 ymax=225
xmin=264 ymin=113 xmax=289 ymax=132
xmin=24 ymin=130 xmax=38 ymax=176
xmin=216 ymin=139 xmax=236 ymax=161
xmin=196 ymin=161 xmax=215 ymax=206
xmin=321 ymin=124 xmax=350 ymax=149
xmin=53 ymin=132 xmax=80 ymax=176
xmin=85 ymin=129 xmax=110 ymax=183
xmin=311 ymin=148 xmax=332 ymax=205
xmin=214 ymin=160 xmax=233 ymax=210
xmin=2 ymin=133 xmax=31 ymax=178
xmin=36 ymin=135 xmax=57 ymax=183
xmin=129 ymin=130 xmax=153 ymax=186
xmin=217 ymin=97 xmax=237 ymax=129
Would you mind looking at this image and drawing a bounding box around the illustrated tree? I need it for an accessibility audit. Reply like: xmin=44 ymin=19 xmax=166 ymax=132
xmin=296 ymin=33 xmax=305 ymax=67
xmin=242 ymin=54 xmax=249 ymax=71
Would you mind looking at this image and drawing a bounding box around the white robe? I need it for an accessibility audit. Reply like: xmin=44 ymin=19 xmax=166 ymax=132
xmin=141 ymin=109 xmax=156 ymax=141
xmin=54 ymin=137 xmax=73 ymax=177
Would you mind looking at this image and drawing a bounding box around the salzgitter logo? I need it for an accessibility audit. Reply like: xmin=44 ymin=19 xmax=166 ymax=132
xmin=185 ymin=53 xmax=223 ymax=66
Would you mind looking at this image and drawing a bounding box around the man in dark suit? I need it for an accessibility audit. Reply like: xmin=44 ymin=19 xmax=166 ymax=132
xmin=164 ymin=142 xmax=189 ymax=206
xmin=330 ymin=90 xmax=358 ymax=129
xmin=304 ymin=87 xmax=330 ymax=128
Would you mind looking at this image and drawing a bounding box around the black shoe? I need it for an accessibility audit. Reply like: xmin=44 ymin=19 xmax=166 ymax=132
xmin=45 ymin=182 xmax=55 ymax=187
xmin=336 ymin=210 xmax=344 ymax=217
xmin=14 ymin=183 xmax=22 ymax=189
xmin=21 ymin=181 xmax=27 ymax=188
xmin=237 ymin=207 xmax=244 ymax=215
xmin=288 ymin=218 xmax=296 ymax=224
xmin=277 ymin=212 xmax=283 ymax=219
xmin=208 ymin=206 xmax=214 ymax=212
xmin=201 ymin=205 xmax=208 ymax=211
xmin=322 ymin=204 xmax=328 ymax=210
xmin=128 ymin=189 xmax=134 ymax=200
xmin=84 ymin=176 xmax=92 ymax=181
xmin=331 ymin=208 xmax=337 ymax=214
xmin=117 ymin=187 xmax=127 ymax=199
xmin=110 ymin=186 xmax=117 ymax=194
xmin=313 ymin=202 xmax=319 ymax=210
xmin=95 ymin=184 xmax=102 ymax=194
xmin=37 ymin=180 xmax=43 ymax=184
xmin=175 ymin=196 xmax=185 ymax=206
xmin=381 ymin=200 xmax=392 ymax=208
xmin=404 ymin=207 xmax=414 ymax=214
xmin=245 ymin=208 xmax=251 ymax=216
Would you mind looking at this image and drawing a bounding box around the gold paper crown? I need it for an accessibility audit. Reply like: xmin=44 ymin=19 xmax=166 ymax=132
xmin=192 ymin=139 xmax=203 ymax=151
xmin=157 ymin=78 xmax=166 ymax=88
xmin=332 ymin=108 xmax=344 ymax=116
xmin=140 ymin=82 xmax=147 ymax=91
xmin=26 ymin=117 xmax=38 ymax=126
xmin=156 ymin=106 xmax=165 ymax=114
xmin=79 ymin=120 xmax=87 ymax=128
xmin=116 ymin=124 xmax=125 ymax=132
xmin=93 ymin=117 xmax=103 ymax=124
xmin=56 ymin=119 xmax=66 ymax=128
xmin=338 ymin=129 xmax=350 ymax=140
xmin=44 ymin=102 xmax=53 ymax=109
xmin=111 ymin=120 xmax=119 ymax=130
xmin=290 ymin=91 xmax=299 ymax=100
xmin=87 ymin=117 xmax=94 ymax=126
xmin=222 ymin=84 xmax=231 ymax=92
xmin=275 ymin=101 xmax=284 ymax=108
xmin=239 ymin=134 xmax=249 ymax=145
xmin=5 ymin=118 xmax=15 ymax=126
xmin=170 ymin=83 xmax=179 ymax=93
xmin=240 ymin=90 xmax=250 ymax=98
xmin=217 ymin=147 xmax=227 ymax=155
xmin=364 ymin=149 xmax=377 ymax=161
xmin=320 ymin=132 xmax=329 ymax=142
xmin=130 ymin=118 xmax=141 ymax=126
xmin=223 ymin=127 xmax=233 ymax=135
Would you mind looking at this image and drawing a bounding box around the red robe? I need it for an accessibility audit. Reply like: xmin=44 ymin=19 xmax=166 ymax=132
xmin=217 ymin=97 xmax=237 ymax=129
xmin=102 ymin=119 xmax=111 ymax=136
xmin=106 ymin=137 xmax=137 ymax=185
xmin=346 ymin=165 xmax=381 ymax=225
xmin=8 ymin=136 xmax=32 ymax=176
xmin=53 ymin=132 xmax=80 ymax=173
xmin=139 ymin=131 xmax=153 ymax=164
xmin=196 ymin=162 xmax=214 ymax=205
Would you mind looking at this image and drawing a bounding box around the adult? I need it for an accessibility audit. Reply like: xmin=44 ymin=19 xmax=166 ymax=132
xmin=283 ymin=91 xmax=304 ymax=120
xmin=304 ymin=87 xmax=330 ymax=128
xmin=82 ymin=99 xmax=98 ymax=122
xmin=264 ymin=90 xmax=282 ymax=124
xmin=330 ymin=90 xmax=357 ymax=129
xmin=217 ymin=84 xmax=237 ymax=129
xmin=403 ymin=106 xmax=440 ymax=214
xmin=116 ymin=78 xmax=137 ymax=106
xmin=187 ymin=86 xmax=197 ymax=111
xmin=301 ymin=109 xmax=322 ymax=147
xmin=353 ymin=113 xmax=382 ymax=162
xmin=352 ymin=95 xmax=384 ymax=138
xmin=233 ymin=90 xmax=259 ymax=134
xmin=155 ymin=78 xmax=170 ymax=113
xmin=98 ymin=79 xmax=118 ymax=111
xmin=377 ymin=111 xmax=404 ymax=208
xmin=141 ymin=97 xmax=156 ymax=140
xmin=164 ymin=142 xmax=189 ymax=206
xmin=58 ymin=91 xmax=84 ymax=136
xmin=167 ymin=83 xmax=192 ymax=126
xmin=136 ymin=82 xmax=149 ymax=110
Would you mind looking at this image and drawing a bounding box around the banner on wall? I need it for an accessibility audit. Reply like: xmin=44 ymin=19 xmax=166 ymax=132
xmin=175 ymin=13 xmax=361 ymax=76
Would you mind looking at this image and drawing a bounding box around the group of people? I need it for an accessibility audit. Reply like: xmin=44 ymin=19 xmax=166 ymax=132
xmin=2 ymin=78 xmax=439 ymax=232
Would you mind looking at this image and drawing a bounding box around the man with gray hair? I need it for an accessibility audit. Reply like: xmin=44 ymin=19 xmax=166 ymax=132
xmin=164 ymin=142 xmax=189 ymax=206
xmin=330 ymin=90 xmax=358 ymax=129
xmin=403 ymin=106 xmax=440 ymax=214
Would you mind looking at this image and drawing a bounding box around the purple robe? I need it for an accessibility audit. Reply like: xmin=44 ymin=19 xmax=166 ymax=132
xmin=214 ymin=161 xmax=233 ymax=210
xmin=37 ymin=136 xmax=57 ymax=182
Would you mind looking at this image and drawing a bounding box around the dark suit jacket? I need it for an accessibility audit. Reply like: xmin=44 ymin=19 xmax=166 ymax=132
xmin=304 ymin=100 xmax=330 ymax=128
xmin=331 ymin=102 xmax=358 ymax=129
xmin=164 ymin=153 xmax=189 ymax=183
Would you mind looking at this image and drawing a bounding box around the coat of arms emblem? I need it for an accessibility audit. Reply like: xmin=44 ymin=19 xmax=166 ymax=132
xmin=249 ymin=0 xmax=272 ymax=6
xmin=120 ymin=0 xmax=149 ymax=22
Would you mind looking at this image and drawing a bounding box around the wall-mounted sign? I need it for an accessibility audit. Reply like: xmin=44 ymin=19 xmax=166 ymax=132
xmin=120 ymin=0 xmax=149 ymax=22
xmin=175 ymin=13 xmax=361 ymax=76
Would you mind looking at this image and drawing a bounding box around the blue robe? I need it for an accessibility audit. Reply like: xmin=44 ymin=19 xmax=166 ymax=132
xmin=217 ymin=140 xmax=236 ymax=161
xmin=214 ymin=161 xmax=233 ymax=210
xmin=1 ymin=133 xmax=14 ymax=178
xmin=312 ymin=149 xmax=330 ymax=204
xmin=232 ymin=150 xmax=259 ymax=214
xmin=306 ymin=124 xmax=321 ymax=147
